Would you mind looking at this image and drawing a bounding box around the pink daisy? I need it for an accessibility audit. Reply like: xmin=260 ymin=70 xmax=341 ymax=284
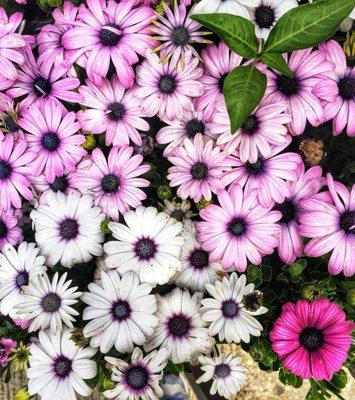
xmin=62 ymin=0 xmax=154 ymax=88
xmin=72 ymin=146 xmax=150 ymax=221
xmin=196 ymin=185 xmax=281 ymax=271
xmin=77 ymin=76 xmax=149 ymax=147
xmin=313 ymin=40 xmax=354 ymax=137
xmin=222 ymin=139 xmax=302 ymax=209
xmin=0 ymin=208 xmax=23 ymax=250
xmin=135 ymin=50 xmax=204 ymax=120
xmin=299 ymin=173 xmax=355 ymax=277
xmin=0 ymin=93 xmax=25 ymax=141
xmin=270 ymin=299 xmax=354 ymax=381
xmin=264 ymin=48 xmax=334 ymax=136
xmin=167 ymin=133 xmax=229 ymax=202
xmin=18 ymin=100 xmax=87 ymax=183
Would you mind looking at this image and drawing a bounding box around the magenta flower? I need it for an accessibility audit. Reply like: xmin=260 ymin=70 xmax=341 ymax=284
xmin=270 ymin=299 xmax=354 ymax=381
xmin=196 ymin=185 xmax=281 ymax=271
xmin=0 ymin=208 xmax=23 ymax=250
xmin=299 ymin=173 xmax=355 ymax=277
xmin=264 ymin=48 xmax=334 ymax=135
xmin=72 ymin=146 xmax=150 ymax=221
xmin=167 ymin=134 xmax=229 ymax=202
xmin=18 ymin=100 xmax=87 ymax=183
xmin=0 ymin=93 xmax=25 ymax=141
xmin=62 ymin=0 xmax=154 ymax=88
xmin=313 ymin=40 xmax=354 ymax=137
xmin=77 ymin=76 xmax=149 ymax=147
xmin=0 ymin=338 xmax=17 ymax=367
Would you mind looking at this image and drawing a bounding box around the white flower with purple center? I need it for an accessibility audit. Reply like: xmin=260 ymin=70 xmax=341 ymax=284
xmin=191 ymin=0 xmax=258 ymax=18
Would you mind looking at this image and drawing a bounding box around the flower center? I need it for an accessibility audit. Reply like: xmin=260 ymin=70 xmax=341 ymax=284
xmin=221 ymin=299 xmax=240 ymax=318
xmin=111 ymin=300 xmax=131 ymax=321
xmin=125 ymin=365 xmax=149 ymax=390
xmin=299 ymin=327 xmax=323 ymax=351
xmin=158 ymin=75 xmax=176 ymax=94
xmin=167 ymin=314 xmax=191 ymax=338
xmin=0 ymin=221 xmax=8 ymax=238
xmin=214 ymin=363 xmax=231 ymax=378
xmin=99 ymin=24 xmax=121 ymax=46
xmin=185 ymin=118 xmax=205 ymax=137
xmin=246 ymin=159 xmax=264 ymax=174
xmin=255 ymin=5 xmax=275 ymax=29
xmin=4 ymin=116 xmax=19 ymax=132
xmin=135 ymin=238 xmax=156 ymax=260
xmin=274 ymin=200 xmax=296 ymax=224
xmin=33 ymin=76 xmax=52 ymax=96
xmin=59 ymin=219 xmax=79 ymax=240
xmin=16 ymin=271 xmax=29 ymax=289
xmin=276 ymin=74 xmax=299 ymax=96
xmin=50 ymin=176 xmax=68 ymax=193
xmin=171 ymin=26 xmax=190 ymax=46
xmin=41 ymin=132 xmax=60 ymax=151
xmin=340 ymin=210 xmax=355 ymax=233
xmin=190 ymin=162 xmax=208 ymax=180
xmin=41 ymin=292 xmax=61 ymax=312
xmin=218 ymin=73 xmax=228 ymax=91
xmin=189 ymin=249 xmax=209 ymax=269
xmin=227 ymin=217 xmax=247 ymax=237
xmin=54 ymin=356 xmax=72 ymax=378
xmin=108 ymin=102 xmax=125 ymax=121
xmin=338 ymin=75 xmax=355 ymax=100
xmin=171 ymin=209 xmax=185 ymax=221
xmin=0 ymin=160 xmax=12 ymax=179
xmin=241 ymin=115 xmax=259 ymax=134
xmin=102 ymin=174 xmax=120 ymax=194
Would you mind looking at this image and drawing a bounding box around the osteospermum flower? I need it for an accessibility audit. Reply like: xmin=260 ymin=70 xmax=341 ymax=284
xmin=167 ymin=134 xmax=229 ymax=202
xmin=192 ymin=0 xmax=257 ymax=17
xmin=82 ymin=271 xmax=158 ymax=354
xmin=0 ymin=93 xmax=24 ymax=141
xmin=77 ymin=76 xmax=149 ymax=147
xmin=144 ymin=288 xmax=213 ymax=363
xmin=135 ymin=50 xmax=204 ymax=120
xmin=0 ymin=208 xmax=23 ymax=250
xmin=18 ymin=100 xmax=87 ymax=183
xmin=104 ymin=347 xmax=169 ymax=400
xmin=161 ymin=198 xmax=194 ymax=221
xmin=105 ymin=206 xmax=184 ymax=285
xmin=299 ymin=173 xmax=355 ymax=277
xmin=270 ymin=299 xmax=354 ymax=381
xmin=30 ymin=190 xmax=105 ymax=268
xmin=62 ymin=0 xmax=154 ymax=87
xmin=197 ymin=185 xmax=281 ymax=270
xmin=27 ymin=329 xmax=97 ymax=400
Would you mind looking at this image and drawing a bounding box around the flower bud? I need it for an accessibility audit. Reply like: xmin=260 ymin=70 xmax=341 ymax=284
xmin=301 ymin=284 xmax=324 ymax=301
xmin=82 ymin=133 xmax=96 ymax=151
xmin=101 ymin=219 xmax=112 ymax=234
xmin=157 ymin=185 xmax=172 ymax=200
xmin=197 ymin=198 xmax=212 ymax=211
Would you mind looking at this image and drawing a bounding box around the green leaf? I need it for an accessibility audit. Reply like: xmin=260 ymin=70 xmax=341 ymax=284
xmin=223 ymin=66 xmax=267 ymax=133
xmin=264 ymin=0 xmax=355 ymax=53
xmin=261 ymin=53 xmax=294 ymax=77
xmin=191 ymin=13 xmax=258 ymax=59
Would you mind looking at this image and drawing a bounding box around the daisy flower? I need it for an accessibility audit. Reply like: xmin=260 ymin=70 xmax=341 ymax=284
xmin=0 ymin=93 xmax=25 ymax=141
xmin=0 ymin=208 xmax=23 ymax=250
xmin=27 ymin=329 xmax=97 ymax=400
xmin=82 ymin=270 xmax=158 ymax=354
xmin=62 ymin=0 xmax=154 ymax=88
xmin=168 ymin=134 xmax=229 ymax=202
xmin=197 ymin=353 xmax=248 ymax=399
xmin=270 ymin=299 xmax=354 ymax=381
xmin=299 ymin=173 xmax=355 ymax=277
xmin=77 ymin=76 xmax=149 ymax=147
xmin=192 ymin=0 xmax=257 ymax=18
xmin=104 ymin=347 xmax=169 ymax=400
xmin=144 ymin=288 xmax=213 ymax=363
xmin=18 ymin=100 xmax=87 ymax=184
xmin=264 ymin=48 xmax=334 ymax=135
xmin=30 ymin=190 xmax=105 ymax=268
xmin=135 ymin=50 xmax=204 ymax=121
xmin=196 ymin=185 xmax=281 ymax=271
xmin=161 ymin=197 xmax=194 ymax=221
xmin=105 ymin=206 xmax=184 ymax=285
xmin=0 ymin=242 xmax=46 ymax=319
xmin=313 ymin=40 xmax=354 ymax=137
xmin=16 ymin=272 xmax=82 ymax=334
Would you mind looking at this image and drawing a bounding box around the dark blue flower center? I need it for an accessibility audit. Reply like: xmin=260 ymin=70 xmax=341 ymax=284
xmin=158 ymin=75 xmax=176 ymax=94
xmin=111 ymin=300 xmax=131 ymax=321
xmin=185 ymin=118 xmax=205 ymax=137
xmin=255 ymin=5 xmax=275 ymax=29
xmin=0 ymin=160 xmax=12 ymax=179
xmin=59 ymin=219 xmax=79 ymax=240
xmin=125 ymin=365 xmax=149 ymax=390
xmin=221 ymin=299 xmax=240 ymax=318
xmin=50 ymin=175 xmax=68 ymax=192
xmin=214 ymin=364 xmax=231 ymax=378
xmin=16 ymin=271 xmax=29 ymax=289
xmin=338 ymin=75 xmax=355 ymax=100
xmin=99 ymin=24 xmax=121 ymax=46
xmin=189 ymin=249 xmax=209 ymax=269
xmin=41 ymin=292 xmax=61 ymax=312
xmin=0 ymin=220 xmax=8 ymax=239
xmin=108 ymin=102 xmax=125 ymax=121
xmin=54 ymin=356 xmax=72 ymax=378
xmin=4 ymin=116 xmax=19 ymax=132
xmin=246 ymin=159 xmax=265 ymax=174
xmin=168 ymin=314 xmax=191 ymax=338
xmin=299 ymin=328 xmax=323 ymax=351
xmin=102 ymin=174 xmax=120 ymax=194
xmin=33 ymin=76 xmax=52 ymax=96
xmin=340 ymin=210 xmax=355 ymax=233
xmin=274 ymin=200 xmax=296 ymax=224
xmin=276 ymin=74 xmax=299 ymax=96
xmin=241 ymin=115 xmax=259 ymax=134
xmin=171 ymin=26 xmax=189 ymax=46
xmin=135 ymin=238 xmax=156 ymax=260
xmin=228 ymin=217 xmax=247 ymax=236
xmin=190 ymin=162 xmax=208 ymax=180
xmin=41 ymin=132 xmax=60 ymax=151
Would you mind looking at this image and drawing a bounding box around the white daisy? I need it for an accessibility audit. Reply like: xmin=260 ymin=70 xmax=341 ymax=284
xmin=192 ymin=0 xmax=258 ymax=18
xmin=16 ymin=272 xmax=82 ymax=334
xmin=27 ymin=329 xmax=97 ymax=400
xmin=144 ymin=287 xmax=214 ymax=364
xmin=30 ymin=190 xmax=105 ymax=268
xmin=197 ymin=353 xmax=248 ymax=399
xmin=201 ymin=273 xmax=268 ymax=343
xmin=104 ymin=206 xmax=184 ymax=286
xmin=81 ymin=270 xmax=158 ymax=354
xmin=175 ymin=222 xmax=222 ymax=292
xmin=104 ymin=347 xmax=169 ymax=400
xmin=0 ymin=242 xmax=46 ymax=319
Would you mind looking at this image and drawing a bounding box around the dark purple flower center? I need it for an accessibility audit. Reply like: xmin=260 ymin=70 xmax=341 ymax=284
xmin=54 ymin=356 xmax=72 ymax=378
xmin=218 ymin=73 xmax=228 ymax=91
xmin=41 ymin=292 xmax=61 ymax=312
xmin=171 ymin=26 xmax=190 ymax=46
xmin=50 ymin=175 xmax=68 ymax=193
xmin=228 ymin=217 xmax=247 ymax=236
xmin=214 ymin=363 xmax=231 ymax=378
xmin=108 ymin=102 xmax=125 ymax=121
xmin=338 ymin=75 xmax=355 ymax=100
xmin=189 ymin=249 xmax=209 ymax=269
xmin=190 ymin=162 xmax=208 ymax=180
xmin=221 ymin=299 xmax=240 ymax=318
xmin=299 ymin=327 xmax=323 ymax=351
xmin=111 ymin=300 xmax=131 ymax=321
xmin=41 ymin=132 xmax=60 ymax=151
xmin=276 ymin=74 xmax=299 ymax=96
xmin=102 ymin=174 xmax=120 ymax=194
xmin=99 ymin=24 xmax=121 ymax=46
xmin=246 ymin=159 xmax=265 ymax=174
xmin=185 ymin=118 xmax=205 ymax=137
xmin=158 ymin=75 xmax=176 ymax=94
xmin=33 ymin=76 xmax=52 ymax=96
xmin=241 ymin=115 xmax=259 ymax=134
xmin=0 ymin=221 xmax=8 ymax=238
xmin=16 ymin=271 xmax=29 ymax=289
xmin=274 ymin=200 xmax=296 ymax=224
xmin=4 ymin=116 xmax=19 ymax=132
xmin=340 ymin=210 xmax=355 ymax=234
xmin=135 ymin=238 xmax=156 ymax=260
xmin=167 ymin=314 xmax=191 ymax=338
xmin=255 ymin=5 xmax=275 ymax=29
xmin=125 ymin=365 xmax=149 ymax=390
xmin=0 ymin=160 xmax=12 ymax=179
xmin=59 ymin=219 xmax=79 ymax=240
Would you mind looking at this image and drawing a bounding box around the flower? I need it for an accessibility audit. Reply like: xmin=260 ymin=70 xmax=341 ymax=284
xmin=201 ymin=273 xmax=267 ymax=343
xmin=196 ymin=185 xmax=281 ymax=270
xmin=135 ymin=50 xmax=203 ymax=120
xmin=144 ymin=288 xmax=213 ymax=363
xmin=197 ymin=353 xmax=248 ymax=399
xmin=0 ymin=93 xmax=24 ymax=140
xmin=62 ymin=0 xmax=154 ymax=88
xmin=270 ymin=298 xmax=354 ymax=381
xmin=167 ymin=134 xmax=229 ymax=202
xmin=77 ymin=76 xmax=150 ymax=147
xmin=161 ymin=197 xmax=194 ymax=221
xmin=192 ymin=0 xmax=257 ymax=18
xmin=0 ymin=242 xmax=46 ymax=318
xmin=30 ymin=190 xmax=105 ymax=268
xmin=299 ymin=173 xmax=355 ymax=277
xmin=82 ymin=270 xmax=158 ymax=354
xmin=13 ymin=388 xmax=30 ymax=400
xmin=313 ymin=40 xmax=354 ymax=137
xmin=16 ymin=272 xmax=82 ymax=334
xmin=72 ymin=146 xmax=149 ymax=221
xmin=105 ymin=206 xmax=184 ymax=285
xmin=104 ymin=347 xmax=169 ymax=400
xmin=27 ymin=329 xmax=97 ymax=399
xmin=0 ymin=338 xmax=17 ymax=367
xmin=18 ymin=100 xmax=86 ymax=183
xmin=8 ymin=342 xmax=30 ymax=371
xmin=0 ymin=208 xmax=23 ymax=250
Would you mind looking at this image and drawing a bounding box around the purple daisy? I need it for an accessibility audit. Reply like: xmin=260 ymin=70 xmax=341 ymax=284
xmin=196 ymin=185 xmax=281 ymax=271
xmin=62 ymin=0 xmax=154 ymax=88
xmin=77 ymin=76 xmax=149 ymax=147
xmin=72 ymin=146 xmax=150 ymax=221
xmin=0 ymin=208 xmax=23 ymax=250
xmin=18 ymin=100 xmax=87 ymax=183
xmin=135 ymin=50 xmax=204 ymax=120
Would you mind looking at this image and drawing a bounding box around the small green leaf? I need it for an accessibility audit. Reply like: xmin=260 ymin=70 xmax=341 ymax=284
xmin=261 ymin=53 xmax=294 ymax=77
xmin=264 ymin=0 xmax=355 ymax=53
xmin=191 ymin=13 xmax=258 ymax=59
xmin=223 ymin=66 xmax=267 ymax=133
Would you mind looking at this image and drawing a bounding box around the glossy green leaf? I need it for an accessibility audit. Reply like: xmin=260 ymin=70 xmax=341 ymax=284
xmin=261 ymin=53 xmax=294 ymax=77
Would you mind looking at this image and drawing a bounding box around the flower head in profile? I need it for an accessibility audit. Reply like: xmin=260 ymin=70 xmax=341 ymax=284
xmin=0 ymin=338 xmax=17 ymax=367
xmin=0 ymin=208 xmax=23 ymax=250
xmin=161 ymin=197 xmax=194 ymax=222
